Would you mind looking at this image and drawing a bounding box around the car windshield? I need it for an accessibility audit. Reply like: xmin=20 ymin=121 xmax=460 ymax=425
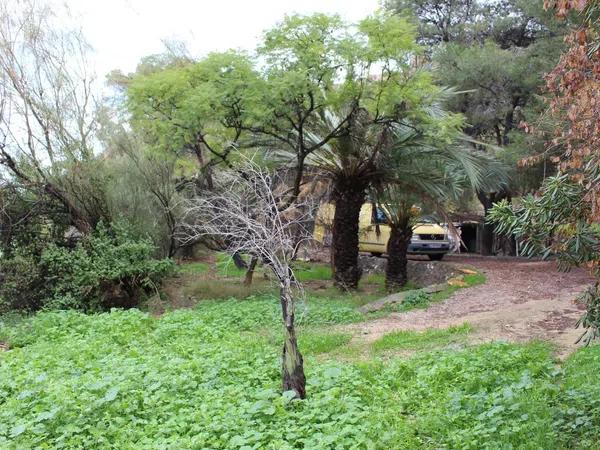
xmin=373 ymin=207 xmax=388 ymax=224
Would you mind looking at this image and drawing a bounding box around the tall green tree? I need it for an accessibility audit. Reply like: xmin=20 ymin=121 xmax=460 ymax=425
xmin=126 ymin=12 xmax=444 ymax=289
xmin=386 ymin=0 xmax=570 ymax=254
xmin=489 ymin=0 xmax=600 ymax=342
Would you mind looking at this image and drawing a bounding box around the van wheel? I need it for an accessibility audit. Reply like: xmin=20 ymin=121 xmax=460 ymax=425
xmin=428 ymin=254 xmax=444 ymax=261
xmin=370 ymin=252 xmax=383 ymax=258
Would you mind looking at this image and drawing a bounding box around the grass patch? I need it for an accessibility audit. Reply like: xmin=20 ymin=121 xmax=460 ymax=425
xmin=182 ymin=278 xmax=276 ymax=301
xmin=372 ymin=323 xmax=472 ymax=353
xmin=177 ymin=261 xmax=211 ymax=275
xmin=292 ymin=261 xmax=332 ymax=282
xmin=215 ymin=253 xmax=249 ymax=278
xmin=299 ymin=330 xmax=353 ymax=355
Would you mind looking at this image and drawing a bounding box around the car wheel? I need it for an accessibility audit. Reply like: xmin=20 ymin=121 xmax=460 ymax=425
xmin=428 ymin=254 xmax=444 ymax=261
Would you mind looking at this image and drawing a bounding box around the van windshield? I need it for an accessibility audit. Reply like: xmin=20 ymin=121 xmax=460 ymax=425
xmin=373 ymin=207 xmax=388 ymax=224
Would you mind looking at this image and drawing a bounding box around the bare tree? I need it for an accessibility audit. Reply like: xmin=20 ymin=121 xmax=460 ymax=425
xmin=0 ymin=0 xmax=99 ymax=232
xmin=180 ymin=161 xmax=312 ymax=399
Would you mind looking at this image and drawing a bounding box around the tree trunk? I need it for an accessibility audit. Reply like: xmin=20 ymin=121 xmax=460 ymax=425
xmin=280 ymin=278 xmax=306 ymax=399
xmin=479 ymin=222 xmax=495 ymax=256
xmin=43 ymin=183 xmax=92 ymax=234
xmin=476 ymin=190 xmax=510 ymax=256
xmin=244 ymin=256 xmax=258 ymax=286
xmin=385 ymin=224 xmax=412 ymax=291
xmin=232 ymin=252 xmax=248 ymax=269
xmin=331 ymin=177 xmax=366 ymax=290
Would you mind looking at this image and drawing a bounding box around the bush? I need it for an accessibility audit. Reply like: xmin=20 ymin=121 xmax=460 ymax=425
xmin=0 ymin=223 xmax=173 ymax=312
xmin=403 ymin=289 xmax=431 ymax=307
xmin=0 ymin=248 xmax=50 ymax=312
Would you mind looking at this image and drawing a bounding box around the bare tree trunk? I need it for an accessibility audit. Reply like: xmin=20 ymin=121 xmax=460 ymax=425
xmin=280 ymin=277 xmax=306 ymax=399
xmin=385 ymin=224 xmax=412 ymax=291
xmin=244 ymin=256 xmax=258 ymax=286
xmin=43 ymin=183 xmax=92 ymax=234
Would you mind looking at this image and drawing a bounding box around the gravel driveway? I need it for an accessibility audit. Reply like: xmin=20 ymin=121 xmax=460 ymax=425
xmin=347 ymin=256 xmax=595 ymax=357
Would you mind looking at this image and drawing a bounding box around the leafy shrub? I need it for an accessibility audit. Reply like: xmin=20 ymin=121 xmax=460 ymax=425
xmin=553 ymin=346 xmax=600 ymax=448
xmin=403 ymin=289 xmax=431 ymax=307
xmin=0 ymin=223 xmax=173 ymax=312
xmin=0 ymin=247 xmax=50 ymax=313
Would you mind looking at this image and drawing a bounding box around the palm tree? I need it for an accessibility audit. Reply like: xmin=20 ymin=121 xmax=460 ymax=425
xmin=303 ymin=108 xmax=393 ymax=289
xmin=305 ymin=110 xmax=507 ymax=290
xmin=297 ymin=83 xmax=509 ymax=290
xmin=377 ymin=134 xmax=507 ymax=290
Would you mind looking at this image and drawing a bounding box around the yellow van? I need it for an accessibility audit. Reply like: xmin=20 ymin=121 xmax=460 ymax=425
xmin=313 ymin=203 xmax=450 ymax=261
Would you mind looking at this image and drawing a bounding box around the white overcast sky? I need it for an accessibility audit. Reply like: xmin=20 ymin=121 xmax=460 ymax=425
xmin=66 ymin=0 xmax=381 ymax=79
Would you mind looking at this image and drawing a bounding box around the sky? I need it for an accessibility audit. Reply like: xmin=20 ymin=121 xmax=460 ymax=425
xmin=66 ymin=0 xmax=381 ymax=79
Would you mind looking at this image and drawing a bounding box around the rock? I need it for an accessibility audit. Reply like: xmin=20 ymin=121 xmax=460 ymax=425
xmin=423 ymin=283 xmax=447 ymax=294
xmin=459 ymin=268 xmax=478 ymax=275
xmin=358 ymin=255 xmax=459 ymax=287
xmin=358 ymin=256 xmax=387 ymax=274
xmin=358 ymin=282 xmax=449 ymax=313
xmin=358 ymin=291 xmax=410 ymax=314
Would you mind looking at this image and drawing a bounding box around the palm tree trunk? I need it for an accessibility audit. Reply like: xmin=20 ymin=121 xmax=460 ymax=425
xmin=331 ymin=178 xmax=366 ymax=290
xmin=280 ymin=277 xmax=306 ymax=399
xmin=385 ymin=224 xmax=412 ymax=291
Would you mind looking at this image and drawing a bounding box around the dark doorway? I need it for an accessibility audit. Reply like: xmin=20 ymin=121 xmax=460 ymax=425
xmin=460 ymin=222 xmax=479 ymax=253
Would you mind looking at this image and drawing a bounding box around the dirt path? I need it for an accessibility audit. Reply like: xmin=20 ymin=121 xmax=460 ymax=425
xmin=347 ymin=257 xmax=595 ymax=357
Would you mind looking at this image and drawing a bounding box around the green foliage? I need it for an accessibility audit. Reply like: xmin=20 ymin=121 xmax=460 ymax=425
xmin=42 ymin=224 xmax=174 ymax=310
xmin=128 ymin=51 xmax=258 ymax=158
xmin=126 ymin=12 xmax=441 ymax=181
xmin=1 ymin=301 xmax=599 ymax=448
xmin=373 ymin=323 xmax=472 ymax=353
xmin=177 ymin=261 xmax=210 ymax=275
xmin=386 ymin=0 xmax=570 ymax=198
xmin=0 ymin=247 xmax=49 ymax=313
xmin=489 ymin=175 xmax=597 ymax=265
xmin=554 ymin=345 xmax=600 ymax=448
xmin=292 ymin=262 xmax=332 ymax=282
xmin=402 ymin=289 xmax=431 ymax=307
xmin=101 ymin=144 xmax=181 ymax=258
xmin=299 ymin=330 xmax=353 ymax=355
xmin=215 ymin=253 xmax=248 ymax=278
xmin=385 ymin=0 xmax=566 ymax=46
xmin=0 ymin=224 xmax=173 ymax=313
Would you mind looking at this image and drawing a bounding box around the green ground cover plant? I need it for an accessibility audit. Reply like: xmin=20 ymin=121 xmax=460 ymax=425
xmin=1 ymin=295 xmax=599 ymax=449
xmin=372 ymin=323 xmax=473 ymax=353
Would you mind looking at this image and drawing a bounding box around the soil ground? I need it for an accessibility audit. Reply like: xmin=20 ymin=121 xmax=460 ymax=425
xmin=346 ymin=255 xmax=596 ymax=358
